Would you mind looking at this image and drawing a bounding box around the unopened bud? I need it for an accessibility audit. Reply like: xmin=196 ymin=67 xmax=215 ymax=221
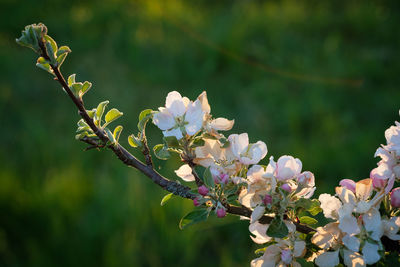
xmin=219 ymin=173 xmax=229 ymax=184
xmin=193 ymin=198 xmax=200 ymax=207
xmin=280 ymin=249 xmax=292 ymax=264
xmin=297 ymin=171 xmax=314 ymax=185
xmin=372 ymin=177 xmax=386 ymax=189
xmin=339 ymin=179 xmax=356 ymax=193
xmin=263 ymin=194 xmax=272 ymax=205
xmin=281 ymin=183 xmax=292 ymax=192
xmin=391 ymin=187 xmax=400 ymax=208
xmin=216 ymin=208 xmax=226 ymax=218
xmin=198 ymin=185 xmax=209 ymax=196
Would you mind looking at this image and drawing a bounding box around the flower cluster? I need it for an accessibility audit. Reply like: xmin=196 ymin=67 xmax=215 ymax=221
xmin=311 ymin=114 xmax=400 ymax=266
xmin=251 ymin=221 xmax=306 ymax=267
xmin=150 ymin=91 xmax=400 ymax=267
xmin=313 ymin=179 xmax=386 ymax=266
xmin=153 ymin=91 xmax=233 ymax=141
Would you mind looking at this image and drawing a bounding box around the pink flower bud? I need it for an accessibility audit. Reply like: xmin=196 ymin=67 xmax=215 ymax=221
xmin=198 ymin=185 xmax=209 ymax=196
xmin=280 ymin=249 xmax=292 ymax=264
xmin=339 ymin=179 xmax=356 ymax=193
xmin=391 ymin=187 xmax=400 ymax=208
xmin=263 ymin=194 xmax=272 ymax=205
xmin=193 ymin=198 xmax=200 ymax=207
xmin=216 ymin=208 xmax=226 ymax=218
xmin=219 ymin=173 xmax=229 ymax=184
xmin=213 ymin=177 xmax=219 ymax=184
xmin=281 ymin=183 xmax=292 ymax=192
xmin=297 ymin=171 xmax=314 ymax=185
xmin=372 ymin=177 xmax=386 ymax=189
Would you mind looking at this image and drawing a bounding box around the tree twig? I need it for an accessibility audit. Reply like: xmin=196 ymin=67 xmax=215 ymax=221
xmin=37 ymin=36 xmax=326 ymax=236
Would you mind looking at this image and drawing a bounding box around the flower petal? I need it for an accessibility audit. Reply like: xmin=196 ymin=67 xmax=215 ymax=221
xmin=275 ymin=156 xmax=302 ymax=181
xmin=342 ymin=234 xmax=360 ymax=252
xmin=249 ymin=221 xmax=271 ymax=244
xmin=153 ymin=108 xmax=175 ymax=130
xmin=343 ymin=250 xmax=366 ymax=267
xmin=174 ymin=164 xmax=195 ymax=182
xmin=229 ymin=133 xmax=249 ymax=158
xmin=355 ymin=178 xmax=373 ymax=200
xmin=314 ymin=250 xmax=339 ymax=267
xmin=163 ymin=128 xmax=183 ymax=140
xmin=185 ymin=99 xmax=204 ymax=135
xmin=311 ymin=222 xmax=341 ymax=250
xmin=338 ymin=212 xmax=360 ymax=235
xmin=293 ymin=241 xmax=306 ymax=258
xmin=165 ymin=91 xmax=187 ymax=117
xmin=210 ymin=118 xmax=234 ymax=131
xmin=251 ymin=206 xmax=266 ymax=223
xmin=362 ymin=208 xmax=383 ymax=241
xmin=319 ymin=194 xmax=341 ymax=220
xmin=197 ymin=91 xmax=210 ymax=114
xmin=362 ymin=242 xmax=381 ymax=265
xmin=336 ymin=186 xmax=356 ymax=206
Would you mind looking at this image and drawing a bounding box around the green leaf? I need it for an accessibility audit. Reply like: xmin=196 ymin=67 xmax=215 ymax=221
xmin=138 ymin=109 xmax=153 ymax=131
xmin=68 ymin=74 xmax=76 ymax=86
xmin=113 ymin=125 xmax=123 ymax=142
xmin=104 ymin=108 xmax=123 ymax=126
xmin=226 ymin=194 xmax=239 ymax=205
xmin=163 ymin=136 xmax=180 ymax=148
xmin=45 ymin=39 xmax=57 ymax=64
xmin=224 ymin=185 xmax=238 ymax=195
xmin=308 ymin=199 xmax=322 ymax=216
xmin=128 ymin=134 xmax=142 ymax=148
xmin=77 ymin=119 xmax=88 ymax=128
xmin=56 ymin=45 xmax=71 ymax=56
xmin=36 ymin=57 xmax=53 ymax=74
xmin=44 ymin=35 xmax=57 ymax=55
xmin=295 ymin=198 xmax=322 ymax=216
xmin=71 ymin=83 xmax=82 ymax=96
xmin=179 ymin=209 xmax=209 ymax=230
xmin=299 ymin=216 xmax=318 ymax=225
xmin=191 ymin=136 xmax=205 ymax=147
xmin=266 ymin=217 xmax=289 ymax=238
xmin=75 ymin=132 xmax=88 ymax=140
xmin=295 ymin=198 xmax=313 ymax=210
xmin=203 ymin=167 xmax=214 ymax=188
xmin=153 ymin=144 xmax=170 ymax=160
xmin=219 ymin=137 xmax=230 ymax=148
xmin=56 ymin=52 xmax=68 ymax=67
xmin=105 ymin=128 xmax=115 ymax=143
xmin=80 ymin=81 xmax=92 ymax=97
xmin=160 ymin=193 xmax=175 ymax=206
xmin=16 ymin=24 xmax=47 ymax=53
xmin=96 ymin=100 xmax=109 ymax=123
xmin=87 ymin=108 xmax=95 ymax=119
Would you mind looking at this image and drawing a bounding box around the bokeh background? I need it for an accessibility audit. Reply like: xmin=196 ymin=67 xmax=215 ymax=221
xmin=1 ymin=0 xmax=400 ymax=266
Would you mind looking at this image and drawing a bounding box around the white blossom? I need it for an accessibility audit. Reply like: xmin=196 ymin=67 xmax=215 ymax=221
xmin=152 ymin=91 xmax=205 ymax=139
xmin=382 ymin=216 xmax=400 ymax=240
xmin=274 ymin=155 xmax=302 ymax=181
xmin=318 ymin=194 xmax=341 ymax=220
xmin=197 ymin=91 xmax=234 ymax=136
xmin=314 ymin=179 xmax=386 ymax=267
xmin=193 ymin=138 xmax=239 ymax=176
xmin=228 ymin=133 xmax=267 ymax=165
xmin=239 ymin=165 xmax=276 ymax=208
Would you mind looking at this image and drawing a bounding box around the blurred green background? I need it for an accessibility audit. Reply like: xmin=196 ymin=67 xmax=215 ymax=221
xmin=1 ymin=0 xmax=400 ymax=266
